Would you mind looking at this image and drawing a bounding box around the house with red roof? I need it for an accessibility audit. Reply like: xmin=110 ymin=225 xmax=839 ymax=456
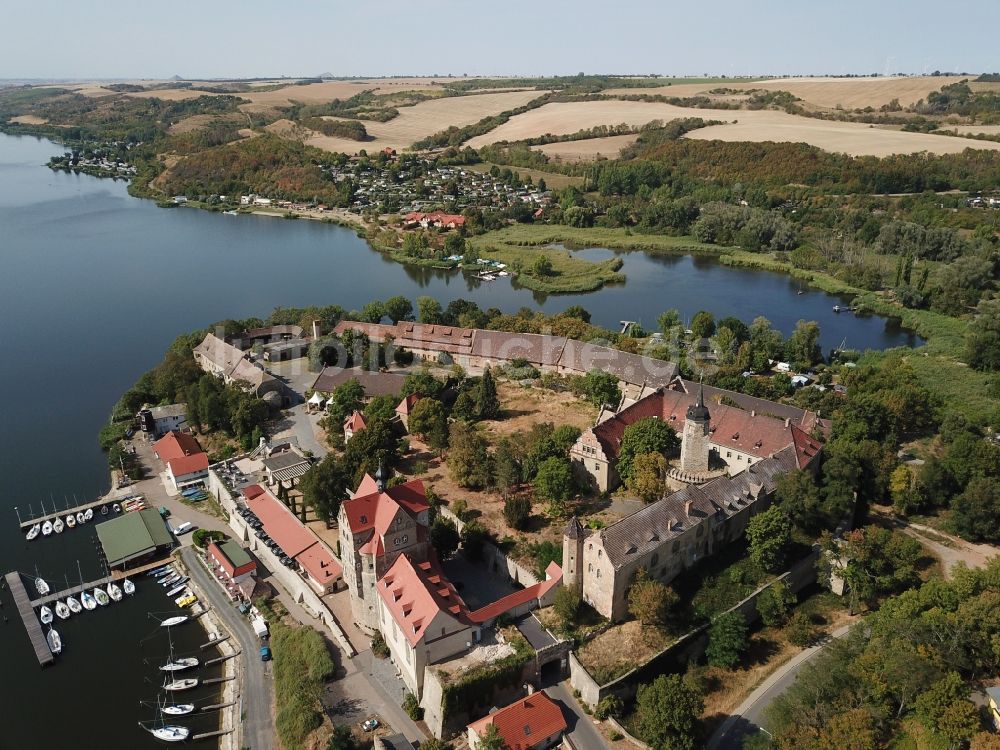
xmin=338 ymin=475 xmax=432 ymax=630
xmin=153 ymin=431 xmax=209 ymax=493
xmin=467 ymin=692 xmax=567 ymax=750
xmin=375 ymin=553 xmax=477 ymax=696
xmin=343 ymin=410 xmax=367 ymax=442
xmin=395 ymin=393 xmax=420 ymax=432
xmin=403 ymin=211 xmax=466 ymax=230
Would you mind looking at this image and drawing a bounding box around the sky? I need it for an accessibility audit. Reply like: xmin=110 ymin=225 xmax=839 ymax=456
xmin=2 ymin=0 xmax=997 ymax=80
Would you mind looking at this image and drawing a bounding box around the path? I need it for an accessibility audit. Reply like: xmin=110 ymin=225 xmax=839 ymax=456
xmin=182 ymin=547 xmax=275 ymax=750
xmin=872 ymin=512 xmax=998 ymax=579
xmin=546 ymin=682 xmax=610 ymax=750
xmin=708 ymin=623 xmax=855 ymax=749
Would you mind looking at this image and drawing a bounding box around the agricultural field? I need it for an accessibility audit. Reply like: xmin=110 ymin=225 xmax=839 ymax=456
xmin=943 ymin=124 xmax=1000 ymax=136
xmin=465 ymin=99 xmax=1000 ymax=156
xmin=533 ymin=133 xmax=641 ymax=162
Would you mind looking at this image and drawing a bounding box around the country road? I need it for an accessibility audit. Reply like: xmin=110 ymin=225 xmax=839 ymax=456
xmin=182 ymin=547 xmax=275 ymax=750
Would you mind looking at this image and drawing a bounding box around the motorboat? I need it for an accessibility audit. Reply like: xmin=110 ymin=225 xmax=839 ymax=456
xmin=54 ymin=601 xmax=71 ymax=620
xmin=163 ymin=678 xmax=198 ymax=692
xmin=93 ymin=587 xmax=110 ymax=606
xmin=149 ymin=566 xmax=171 ymax=578
xmin=47 ymin=628 xmax=62 ymax=655
xmin=53 ymin=518 xmax=65 ymax=534
xmin=66 ymin=596 xmax=82 ymax=614
xmin=160 ymin=616 xmax=189 ymax=628
xmin=80 ymin=591 xmax=97 ymax=610
xmin=155 ymin=567 xmax=177 ymax=579
xmin=147 ymin=725 xmax=190 ymax=742
xmin=39 ymin=605 xmax=53 ymax=625
xmin=112 ymin=503 xmax=121 ymax=513
xmin=65 ymin=514 xmax=76 ymax=529
xmin=76 ymin=511 xmax=85 ymax=524
xmin=123 ymin=578 xmax=135 ymax=596
xmin=25 ymin=524 xmax=41 ymax=541
xmin=41 ymin=520 xmax=53 ymax=536
xmin=35 ymin=577 xmax=49 ymax=596
xmin=166 ymin=583 xmax=189 ymax=598
xmin=161 ymin=574 xmax=181 ymax=587
xmin=160 ymin=657 xmax=199 ymax=672
xmin=83 ymin=508 xmax=94 ymax=522
xmin=107 ymin=582 xmax=123 ymax=602
xmin=166 ymin=576 xmax=189 ymax=589
xmin=161 ymin=704 xmax=195 ymax=716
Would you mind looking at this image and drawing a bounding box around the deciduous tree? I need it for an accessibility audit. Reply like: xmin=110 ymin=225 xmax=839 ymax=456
xmin=617 ymin=417 xmax=679 ymax=482
xmin=628 ymin=568 xmax=679 ymax=627
xmin=634 ymin=674 xmax=703 ymax=750
xmin=746 ymin=506 xmax=793 ymax=571
xmin=706 ymin=612 xmax=748 ymax=668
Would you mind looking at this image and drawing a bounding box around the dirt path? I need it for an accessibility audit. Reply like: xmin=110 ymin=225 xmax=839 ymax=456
xmin=872 ymin=512 xmax=998 ymax=578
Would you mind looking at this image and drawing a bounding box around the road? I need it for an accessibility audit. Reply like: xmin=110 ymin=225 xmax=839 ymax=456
xmin=182 ymin=547 xmax=274 ymax=750
xmin=708 ymin=623 xmax=855 ymax=749
xmin=546 ymin=682 xmax=610 ymax=750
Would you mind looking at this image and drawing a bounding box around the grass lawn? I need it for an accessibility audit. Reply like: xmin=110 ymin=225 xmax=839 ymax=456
xmin=576 ymin=619 xmax=675 ymax=684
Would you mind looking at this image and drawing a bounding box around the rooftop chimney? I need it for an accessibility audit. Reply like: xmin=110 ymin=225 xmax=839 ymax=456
xmin=685 ymin=500 xmax=694 ymax=517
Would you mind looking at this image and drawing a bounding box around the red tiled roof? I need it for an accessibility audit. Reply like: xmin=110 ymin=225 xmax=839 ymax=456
xmin=404 ymin=211 xmax=466 ymax=226
xmin=469 ymin=563 xmax=562 ymax=624
xmin=377 ymin=554 xmax=470 ymax=647
xmin=167 ymin=453 xmax=209 ymax=477
xmin=790 ymin=424 xmax=823 ymax=469
xmin=244 ymin=486 xmax=342 ymax=582
xmin=344 ymin=410 xmax=367 ymax=432
xmin=154 ymin=431 xmax=203 ymax=462
xmin=396 ymin=393 xmax=420 ymax=415
xmin=354 ymin=473 xmax=380 ymax=497
xmin=468 ymin=692 xmax=567 ymax=750
xmin=342 ymin=479 xmax=429 ymax=535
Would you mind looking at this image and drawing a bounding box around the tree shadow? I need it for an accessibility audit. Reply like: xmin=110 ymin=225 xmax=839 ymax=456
xmin=740 ymin=636 xmax=781 ymax=667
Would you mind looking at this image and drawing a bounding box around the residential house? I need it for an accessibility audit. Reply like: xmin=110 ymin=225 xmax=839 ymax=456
xmin=154 ymin=431 xmax=209 ymax=493
xmin=208 ymin=540 xmax=257 ymax=599
xmin=467 ymin=692 xmax=567 ymax=750
xmin=137 ymin=403 xmax=187 ymax=438
xmin=343 ymin=410 xmax=366 ymax=441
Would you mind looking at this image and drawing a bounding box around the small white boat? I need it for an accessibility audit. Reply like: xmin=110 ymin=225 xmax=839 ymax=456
xmin=66 ymin=596 xmax=82 ymax=614
xmin=41 ymin=520 xmax=53 ymax=536
xmin=154 ymin=567 xmax=176 ymax=579
xmin=107 ymin=582 xmax=123 ymax=602
xmin=47 ymin=628 xmax=62 ymax=655
xmin=39 ymin=605 xmax=53 ymax=625
xmin=123 ymin=578 xmax=136 ymax=596
xmin=93 ymin=587 xmax=110 ymax=606
xmin=25 ymin=524 xmax=41 ymax=541
xmin=166 ymin=583 xmax=188 ymax=598
xmin=65 ymin=514 xmax=76 ymax=529
xmin=148 ymin=725 xmax=190 ymax=742
xmin=161 ymin=574 xmax=181 ymax=587
xmin=112 ymin=503 xmax=121 ymax=513
xmin=160 ymin=657 xmax=199 ymax=672
xmin=55 ymin=601 xmax=71 ymax=620
xmin=80 ymin=591 xmax=97 ymax=611
xmin=101 ymin=505 xmax=109 ymax=515
xmin=53 ymin=518 xmax=65 ymax=534
xmin=163 ymin=678 xmax=198 ymax=692
xmin=161 ymin=704 xmax=195 ymax=716
xmin=35 ymin=577 xmax=50 ymax=596
xmin=160 ymin=616 xmax=189 ymax=628
xmin=76 ymin=512 xmax=85 ymax=524
xmin=83 ymin=508 xmax=94 ymax=522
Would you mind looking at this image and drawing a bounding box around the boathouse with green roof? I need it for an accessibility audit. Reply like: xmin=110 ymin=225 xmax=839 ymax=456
xmin=97 ymin=508 xmax=174 ymax=568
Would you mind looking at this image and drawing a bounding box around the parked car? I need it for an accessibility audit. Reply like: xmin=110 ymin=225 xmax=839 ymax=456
xmin=260 ymin=645 xmax=272 ymax=662
xmin=362 ymin=719 xmax=379 ymax=732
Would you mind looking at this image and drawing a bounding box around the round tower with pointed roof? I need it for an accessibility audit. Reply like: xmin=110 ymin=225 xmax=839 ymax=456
xmin=680 ymin=384 xmax=711 ymax=473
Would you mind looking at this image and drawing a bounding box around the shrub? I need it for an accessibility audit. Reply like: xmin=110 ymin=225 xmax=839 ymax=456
xmin=594 ymin=695 xmax=623 ymax=720
xmin=756 ymin=581 xmax=796 ymax=628
xmin=402 ymin=691 xmax=424 ymax=720
xmin=609 ymin=731 xmax=624 ymax=742
xmin=706 ymin=612 xmax=748 ymax=668
xmin=503 ymin=495 xmax=532 ymax=530
xmin=554 ymin=585 xmax=581 ymax=626
xmin=785 ymin=610 xmax=819 ymax=647
xmin=192 ymin=529 xmax=226 ymax=548
xmin=371 ymin=631 xmax=390 ymax=659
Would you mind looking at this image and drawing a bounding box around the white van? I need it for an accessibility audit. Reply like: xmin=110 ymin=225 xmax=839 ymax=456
xmin=172 ymin=521 xmax=194 ymax=535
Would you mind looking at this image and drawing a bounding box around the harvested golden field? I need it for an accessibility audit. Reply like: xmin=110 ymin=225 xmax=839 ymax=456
xmin=262 ymin=118 xmax=303 ymax=137
xmin=167 ymin=113 xmax=241 ymax=134
xmin=534 ymin=134 xmax=640 ymax=162
xmin=943 ymin=124 xmax=1000 ymax=136
xmin=301 ymin=89 xmax=545 ymax=154
xmin=466 ymin=100 xmax=1000 ymax=157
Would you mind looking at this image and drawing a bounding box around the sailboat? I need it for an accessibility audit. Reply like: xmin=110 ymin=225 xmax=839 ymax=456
xmin=161 ymin=704 xmax=195 ymax=716
xmin=101 ymin=505 xmax=109 ymax=515
xmin=47 ymin=627 xmax=62 ymax=655
xmin=41 ymin=520 xmax=53 ymax=536
xmin=123 ymin=578 xmax=136 ymax=596
xmin=53 ymin=517 xmax=65 ymax=534
xmin=25 ymin=524 xmax=41 ymax=541
xmin=35 ymin=577 xmax=50 ymax=596
xmin=76 ymin=511 xmax=85 ymax=525
xmin=80 ymin=591 xmax=97 ymax=611
xmin=113 ymin=503 xmax=121 ymax=513
xmin=65 ymin=514 xmax=76 ymax=529
xmin=39 ymin=605 xmax=53 ymax=625
xmin=54 ymin=600 xmax=71 ymax=620
xmin=145 ymin=725 xmax=190 ymax=743
xmin=160 ymin=657 xmax=199 ymax=672
xmin=83 ymin=508 xmax=94 ymax=522
xmin=107 ymin=582 xmax=123 ymax=602
xmin=93 ymin=587 xmax=110 ymax=606
xmin=163 ymin=677 xmax=198 ymax=692
xmin=66 ymin=596 xmax=82 ymax=614
xmin=160 ymin=615 xmax=189 ymax=628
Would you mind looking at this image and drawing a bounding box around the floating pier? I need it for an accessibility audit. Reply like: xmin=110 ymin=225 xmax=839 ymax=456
xmin=16 ymin=496 xmax=132 ymax=530
xmin=200 ymin=700 xmax=238 ymax=713
xmin=203 ymin=675 xmax=236 ymax=685
xmin=205 ymin=652 xmax=240 ymax=666
xmin=192 ymin=728 xmax=233 ymax=741
xmin=5 ymin=572 xmax=54 ymax=666
xmin=30 ymin=558 xmax=167 ymax=607
xmin=200 ymin=634 xmax=229 ymax=649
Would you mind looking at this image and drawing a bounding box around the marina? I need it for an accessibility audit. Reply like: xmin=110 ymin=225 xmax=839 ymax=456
xmin=5 ymin=572 xmax=55 ymax=667
xmin=16 ymin=495 xmax=133 ymax=531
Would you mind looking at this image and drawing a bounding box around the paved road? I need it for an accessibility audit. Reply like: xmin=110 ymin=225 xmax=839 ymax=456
xmin=182 ymin=547 xmax=274 ymax=750
xmin=546 ymin=682 xmax=610 ymax=750
xmin=708 ymin=623 xmax=855 ymax=749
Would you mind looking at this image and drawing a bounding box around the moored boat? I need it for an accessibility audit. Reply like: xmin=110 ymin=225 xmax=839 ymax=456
xmin=83 ymin=508 xmax=94 ymax=522
xmin=54 ymin=600 xmax=71 ymax=620
xmin=66 ymin=596 xmax=81 ymax=614
xmin=107 ymin=582 xmax=123 ymax=602
xmin=175 ymin=594 xmax=197 ymax=608
xmin=41 ymin=520 xmax=53 ymax=536
xmin=80 ymin=591 xmax=97 ymax=611
xmin=25 ymin=524 xmax=41 ymax=541
xmin=147 ymin=725 xmax=190 ymax=742
xmin=148 ymin=566 xmax=170 ymax=578
xmin=47 ymin=627 xmax=62 ymax=655
xmin=101 ymin=505 xmax=109 ymax=515
xmin=53 ymin=518 xmax=65 ymax=534
xmin=161 ymin=704 xmax=195 ymax=716
xmin=35 ymin=577 xmax=49 ymax=596
xmin=39 ymin=605 xmax=53 ymax=625
xmin=160 ymin=615 xmax=188 ymax=628
xmin=160 ymin=657 xmax=199 ymax=672
xmin=112 ymin=503 xmax=121 ymax=513
xmin=160 ymin=574 xmax=180 ymax=587
xmin=163 ymin=677 xmax=198 ymax=692
xmin=166 ymin=583 xmax=188 ymax=598
xmin=93 ymin=587 xmax=110 ymax=606
xmin=76 ymin=511 xmax=85 ymax=524
xmin=123 ymin=578 xmax=136 ymax=595
xmin=65 ymin=514 xmax=76 ymax=529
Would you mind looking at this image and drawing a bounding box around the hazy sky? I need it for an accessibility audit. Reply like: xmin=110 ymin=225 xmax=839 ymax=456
xmin=3 ymin=0 xmax=997 ymax=80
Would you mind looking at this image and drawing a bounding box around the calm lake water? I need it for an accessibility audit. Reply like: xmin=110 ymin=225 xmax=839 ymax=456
xmin=0 ymin=132 xmax=920 ymax=748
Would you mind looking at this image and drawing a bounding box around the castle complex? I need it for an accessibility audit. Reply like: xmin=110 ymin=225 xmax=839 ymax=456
xmin=565 ymin=380 xmax=824 ymax=621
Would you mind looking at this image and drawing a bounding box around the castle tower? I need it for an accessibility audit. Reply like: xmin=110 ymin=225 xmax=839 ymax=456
xmin=562 ymin=517 xmax=586 ymax=595
xmin=680 ymin=384 xmax=711 ymax=473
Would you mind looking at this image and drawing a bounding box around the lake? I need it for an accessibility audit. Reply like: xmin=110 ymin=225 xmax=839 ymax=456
xmin=0 ymin=132 xmax=919 ymax=748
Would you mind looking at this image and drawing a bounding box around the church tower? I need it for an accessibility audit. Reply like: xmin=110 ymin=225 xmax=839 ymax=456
xmin=680 ymin=384 xmax=711 ymax=473
xmin=562 ymin=517 xmax=587 ymax=595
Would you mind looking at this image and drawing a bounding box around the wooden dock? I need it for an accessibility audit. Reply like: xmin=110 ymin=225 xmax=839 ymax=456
xmin=17 ymin=494 xmax=143 ymax=530
xmin=192 ymin=728 xmax=233 ymax=741
xmin=200 ymin=700 xmax=237 ymax=713
xmin=5 ymin=572 xmax=54 ymax=666
xmin=201 ymin=634 xmax=229 ymax=649
xmin=205 ymin=652 xmax=240 ymax=666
